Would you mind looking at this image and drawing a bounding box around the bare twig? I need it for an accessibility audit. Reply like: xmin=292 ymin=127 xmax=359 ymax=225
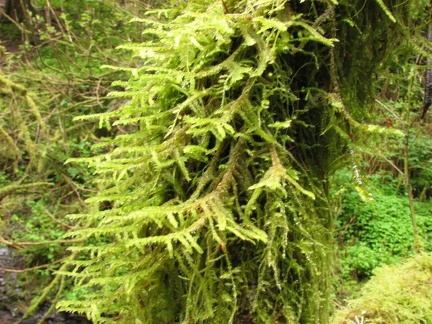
xmin=0 ymin=259 xmax=63 ymax=273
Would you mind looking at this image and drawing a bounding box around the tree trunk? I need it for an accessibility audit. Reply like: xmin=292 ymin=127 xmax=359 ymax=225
xmin=0 ymin=0 xmax=37 ymax=44
xmin=1 ymin=0 xmax=33 ymax=22
xmin=422 ymin=25 xmax=432 ymax=119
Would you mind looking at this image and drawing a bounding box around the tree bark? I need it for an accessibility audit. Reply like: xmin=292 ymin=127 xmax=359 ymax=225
xmin=421 ymin=17 xmax=432 ymax=119
xmin=1 ymin=0 xmax=34 ymax=23
xmin=0 ymin=0 xmax=37 ymax=44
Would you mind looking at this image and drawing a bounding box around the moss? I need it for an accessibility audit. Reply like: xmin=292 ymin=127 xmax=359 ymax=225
xmin=333 ymin=253 xmax=432 ymax=323
xmin=56 ymin=0 xmax=421 ymax=322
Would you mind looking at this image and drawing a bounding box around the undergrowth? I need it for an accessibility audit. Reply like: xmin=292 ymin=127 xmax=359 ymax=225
xmin=333 ymin=253 xmax=432 ymax=323
xmin=0 ymin=0 xmax=147 ymax=321
xmin=334 ymin=172 xmax=432 ymax=281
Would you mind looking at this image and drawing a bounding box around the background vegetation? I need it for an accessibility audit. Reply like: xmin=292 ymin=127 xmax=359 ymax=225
xmin=0 ymin=0 xmax=148 ymax=321
xmin=0 ymin=0 xmax=431 ymax=323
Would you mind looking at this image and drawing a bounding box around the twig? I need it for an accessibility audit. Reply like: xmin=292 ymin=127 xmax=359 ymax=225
xmin=0 ymin=259 xmax=63 ymax=273
xmin=23 ymin=251 xmax=79 ymax=320
xmin=0 ymin=236 xmax=84 ymax=247
xmin=41 ymin=206 xmax=75 ymax=230
xmin=221 ymin=0 xmax=229 ymax=14
xmin=377 ymin=154 xmax=404 ymax=175
xmin=375 ymin=98 xmax=400 ymax=119
xmin=60 ymin=173 xmax=86 ymax=205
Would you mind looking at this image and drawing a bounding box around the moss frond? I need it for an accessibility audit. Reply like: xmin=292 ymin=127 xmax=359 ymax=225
xmin=58 ymin=0 xmax=417 ymax=322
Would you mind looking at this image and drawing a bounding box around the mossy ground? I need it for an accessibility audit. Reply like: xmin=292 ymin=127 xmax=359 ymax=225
xmin=333 ymin=253 xmax=432 ymax=323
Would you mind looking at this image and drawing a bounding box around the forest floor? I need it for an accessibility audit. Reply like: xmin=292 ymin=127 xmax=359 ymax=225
xmin=0 ymin=246 xmax=91 ymax=324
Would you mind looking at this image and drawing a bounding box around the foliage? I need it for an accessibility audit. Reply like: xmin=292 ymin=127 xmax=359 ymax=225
xmin=335 ymin=176 xmax=432 ymax=280
xmin=55 ymin=0 xmax=419 ymax=323
xmin=365 ymin=101 xmax=432 ymax=201
xmin=331 ymin=0 xmax=432 ymax=285
xmin=0 ymin=0 xmax=148 ymax=321
xmin=405 ymin=131 xmax=432 ymax=200
xmin=333 ymin=253 xmax=432 ymax=323
xmin=0 ymin=0 xmax=428 ymax=321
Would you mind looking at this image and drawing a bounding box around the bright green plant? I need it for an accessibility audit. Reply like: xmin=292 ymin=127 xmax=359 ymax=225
xmin=335 ymin=175 xmax=432 ymax=280
xmin=56 ymin=0 xmax=422 ymax=323
xmin=333 ymin=253 xmax=432 ymax=323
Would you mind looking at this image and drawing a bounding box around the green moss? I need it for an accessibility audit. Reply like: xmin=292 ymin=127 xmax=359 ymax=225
xmin=333 ymin=253 xmax=432 ymax=323
xmin=55 ymin=0 xmax=421 ymax=322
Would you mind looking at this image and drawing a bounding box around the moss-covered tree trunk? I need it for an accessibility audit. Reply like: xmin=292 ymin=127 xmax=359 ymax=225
xmin=58 ymin=0 xmax=414 ymax=323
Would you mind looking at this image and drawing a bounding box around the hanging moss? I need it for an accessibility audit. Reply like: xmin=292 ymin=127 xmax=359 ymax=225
xmin=57 ymin=0 xmax=417 ymax=323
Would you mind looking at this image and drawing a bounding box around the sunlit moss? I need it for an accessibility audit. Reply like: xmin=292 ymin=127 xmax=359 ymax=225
xmin=333 ymin=253 xmax=432 ymax=323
